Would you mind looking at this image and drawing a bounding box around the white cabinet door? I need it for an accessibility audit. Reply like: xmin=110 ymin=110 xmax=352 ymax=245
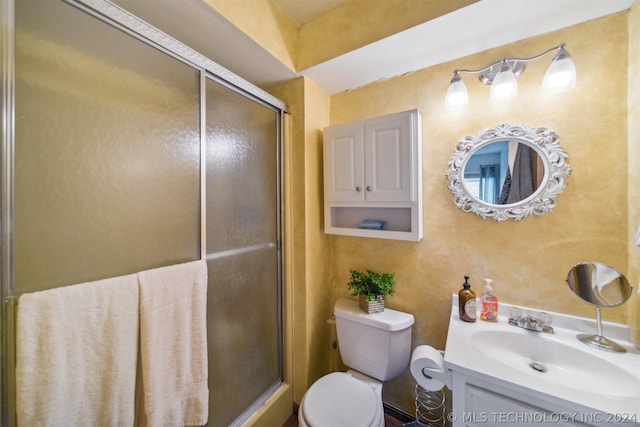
xmin=364 ymin=111 xmax=414 ymax=202
xmin=324 ymin=110 xmax=416 ymax=203
xmin=464 ymin=385 xmax=590 ymax=427
xmin=324 ymin=122 xmax=365 ymax=203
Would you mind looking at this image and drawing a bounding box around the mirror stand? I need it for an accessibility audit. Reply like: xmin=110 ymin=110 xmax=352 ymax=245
xmin=577 ymin=306 xmax=626 ymax=353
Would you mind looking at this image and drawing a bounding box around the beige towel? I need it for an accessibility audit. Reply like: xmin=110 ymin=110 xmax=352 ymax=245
xmin=15 ymin=274 xmax=139 ymax=427
xmin=137 ymin=260 xmax=209 ymax=427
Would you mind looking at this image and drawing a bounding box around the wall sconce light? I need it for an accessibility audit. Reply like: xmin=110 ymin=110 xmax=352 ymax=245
xmin=445 ymin=43 xmax=576 ymax=108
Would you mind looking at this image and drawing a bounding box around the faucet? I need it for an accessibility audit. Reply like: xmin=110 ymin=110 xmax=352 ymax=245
xmin=508 ymin=308 xmax=554 ymax=334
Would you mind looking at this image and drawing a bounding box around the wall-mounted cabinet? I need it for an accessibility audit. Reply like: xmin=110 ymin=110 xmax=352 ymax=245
xmin=323 ymin=109 xmax=422 ymax=241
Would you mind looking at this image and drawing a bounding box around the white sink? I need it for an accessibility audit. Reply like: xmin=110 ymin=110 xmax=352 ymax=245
xmin=444 ymin=297 xmax=640 ymax=422
xmin=470 ymin=329 xmax=640 ymax=399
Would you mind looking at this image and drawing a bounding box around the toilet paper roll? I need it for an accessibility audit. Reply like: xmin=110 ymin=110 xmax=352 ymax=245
xmin=409 ymin=345 xmax=450 ymax=391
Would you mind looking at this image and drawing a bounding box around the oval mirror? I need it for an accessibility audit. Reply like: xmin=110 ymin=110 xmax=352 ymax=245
xmin=446 ymin=123 xmax=572 ymax=222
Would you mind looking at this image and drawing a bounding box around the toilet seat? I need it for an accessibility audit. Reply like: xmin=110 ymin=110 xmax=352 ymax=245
xmin=299 ymin=372 xmax=383 ymax=427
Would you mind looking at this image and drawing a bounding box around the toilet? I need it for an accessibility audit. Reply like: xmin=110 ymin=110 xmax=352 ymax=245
xmin=298 ymin=298 xmax=414 ymax=427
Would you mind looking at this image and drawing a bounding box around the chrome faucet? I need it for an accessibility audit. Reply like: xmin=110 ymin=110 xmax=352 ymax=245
xmin=508 ymin=308 xmax=554 ymax=334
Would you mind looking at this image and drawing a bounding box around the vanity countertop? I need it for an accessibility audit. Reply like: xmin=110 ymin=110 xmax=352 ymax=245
xmin=444 ymin=295 xmax=640 ymax=423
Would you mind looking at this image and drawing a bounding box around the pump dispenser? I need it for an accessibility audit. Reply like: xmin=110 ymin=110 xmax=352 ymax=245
xmin=458 ymin=276 xmax=476 ymax=322
xmin=480 ymin=278 xmax=498 ymax=322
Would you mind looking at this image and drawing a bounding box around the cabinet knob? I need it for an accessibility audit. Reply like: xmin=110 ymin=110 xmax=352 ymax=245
xmin=366 ymin=186 xmax=371 ymax=192
xmin=355 ymin=186 xmax=361 ymax=192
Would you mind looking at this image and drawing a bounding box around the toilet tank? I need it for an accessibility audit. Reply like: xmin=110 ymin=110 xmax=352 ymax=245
xmin=334 ymin=298 xmax=414 ymax=381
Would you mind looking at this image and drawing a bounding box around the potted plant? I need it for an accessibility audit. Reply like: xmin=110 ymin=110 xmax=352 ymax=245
xmin=347 ymin=269 xmax=395 ymax=313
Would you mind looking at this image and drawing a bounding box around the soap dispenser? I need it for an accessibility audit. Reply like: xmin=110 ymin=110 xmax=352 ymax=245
xmin=480 ymin=278 xmax=498 ymax=322
xmin=458 ymin=276 xmax=476 ymax=323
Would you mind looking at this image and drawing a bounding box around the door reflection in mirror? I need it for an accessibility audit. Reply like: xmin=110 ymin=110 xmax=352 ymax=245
xmin=463 ymin=141 xmax=543 ymax=205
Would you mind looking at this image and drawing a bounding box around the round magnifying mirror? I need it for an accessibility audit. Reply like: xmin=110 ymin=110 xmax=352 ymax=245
xmin=566 ymin=262 xmax=632 ymax=307
xmin=566 ymin=262 xmax=632 ymax=353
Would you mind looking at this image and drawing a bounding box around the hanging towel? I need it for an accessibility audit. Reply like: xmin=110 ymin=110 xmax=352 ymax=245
xmin=505 ymin=143 xmax=535 ymax=204
xmin=137 ymin=260 xmax=209 ymax=427
xmin=15 ymin=274 xmax=139 ymax=427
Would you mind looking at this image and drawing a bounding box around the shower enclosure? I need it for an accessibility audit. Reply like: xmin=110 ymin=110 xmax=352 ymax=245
xmin=1 ymin=0 xmax=285 ymax=425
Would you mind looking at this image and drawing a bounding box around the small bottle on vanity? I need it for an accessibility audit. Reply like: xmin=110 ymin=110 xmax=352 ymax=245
xmin=458 ymin=276 xmax=476 ymax=323
xmin=480 ymin=278 xmax=498 ymax=322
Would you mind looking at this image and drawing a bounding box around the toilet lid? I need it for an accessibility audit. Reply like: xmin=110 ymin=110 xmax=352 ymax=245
xmin=302 ymin=372 xmax=379 ymax=427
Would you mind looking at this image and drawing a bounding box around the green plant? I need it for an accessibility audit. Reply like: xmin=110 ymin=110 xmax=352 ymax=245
xmin=347 ymin=269 xmax=395 ymax=301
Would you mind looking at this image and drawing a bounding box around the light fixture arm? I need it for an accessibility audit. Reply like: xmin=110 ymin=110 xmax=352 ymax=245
xmin=452 ymin=43 xmax=568 ymax=85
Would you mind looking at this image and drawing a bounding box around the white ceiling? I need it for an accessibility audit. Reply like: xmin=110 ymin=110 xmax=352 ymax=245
xmin=113 ymin=0 xmax=636 ymax=95
xmin=300 ymin=0 xmax=637 ymax=94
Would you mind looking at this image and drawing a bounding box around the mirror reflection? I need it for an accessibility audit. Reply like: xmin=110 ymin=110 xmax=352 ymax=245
xmin=566 ymin=262 xmax=632 ymax=307
xmin=463 ymin=141 xmax=544 ymax=205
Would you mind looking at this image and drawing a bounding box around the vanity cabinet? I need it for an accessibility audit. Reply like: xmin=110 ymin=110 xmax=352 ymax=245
xmin=323 ymin=109 xmax=422 ymax=241
xmin=450 ymin=366 xmax=635 ymax=427
xmin=452 ymin=377 xmax=590 ymax=427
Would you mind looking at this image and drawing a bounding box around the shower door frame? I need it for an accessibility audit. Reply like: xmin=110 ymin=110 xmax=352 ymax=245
xmin=0 ymin=0 xmax=288 ymax=425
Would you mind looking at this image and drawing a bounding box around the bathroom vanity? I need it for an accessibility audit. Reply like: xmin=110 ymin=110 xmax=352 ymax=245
xmin=444 ymin=296 xmax=640 ymax=426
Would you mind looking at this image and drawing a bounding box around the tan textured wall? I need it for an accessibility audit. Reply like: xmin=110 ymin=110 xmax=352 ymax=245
xmin=203 ymin=0 xmax=298 ymax=71
xmin=270 ymin=77 xmax=332 ymax=405
xmin=305 ymin=79 xmax=333 ymax=392
xmin=328 ymin=13 xmax=631 ymax=411
xmin=301 ymin=78 xmax=333 ymax=391
xmin=628 ymin=3 xmax=640 ymax=346
xmin=270 ymin=78 xmax=308 ymax=405
xmin=296 ymin=0 xmax=478 ymax=71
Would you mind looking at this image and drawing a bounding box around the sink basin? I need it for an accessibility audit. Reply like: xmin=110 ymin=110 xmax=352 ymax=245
xmin=471 ymin=330 xmax=640 ymax=398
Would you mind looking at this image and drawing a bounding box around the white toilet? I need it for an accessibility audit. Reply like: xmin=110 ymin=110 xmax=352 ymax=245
xmin=298 ymin=298 xmax=414 ymax=427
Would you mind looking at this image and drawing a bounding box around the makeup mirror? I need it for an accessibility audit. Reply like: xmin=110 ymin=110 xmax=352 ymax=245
xmin=566 ymin=262 xmax=633 ymax=353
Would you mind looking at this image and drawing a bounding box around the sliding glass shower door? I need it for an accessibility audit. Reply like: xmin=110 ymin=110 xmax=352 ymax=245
xmin=3 ymin=0 xmax=284 ymax=425
xmin=13 ymin=0 xmax=202 ymax=294
xmin=205 ymin=77 xmax=282 ymax=426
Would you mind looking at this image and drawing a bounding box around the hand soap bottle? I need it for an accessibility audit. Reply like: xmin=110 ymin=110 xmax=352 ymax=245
xmin=458 ymin=276 xmax=476 ymax=322
xmin=480 ymin=278 xmax=498 ymax=322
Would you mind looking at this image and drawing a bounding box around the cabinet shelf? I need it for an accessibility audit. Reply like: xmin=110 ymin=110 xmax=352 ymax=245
xmin=325 ymin=204 xmax=420 ymax=241
xmin=323 ymin=109 xmax=422 ymax=241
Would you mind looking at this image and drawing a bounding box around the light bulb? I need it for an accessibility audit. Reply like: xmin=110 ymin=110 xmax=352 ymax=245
xmin=490 ymin=63 xmax=517 ymax=102
xmin=542 ymin=47 xmax=576 ymax=93
xmin=445 ymin=73 xmax=468 ymax=108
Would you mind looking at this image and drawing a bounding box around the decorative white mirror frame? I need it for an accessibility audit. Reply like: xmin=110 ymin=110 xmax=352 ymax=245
xmin=446 ymin=123 xmax=572 ymax=222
